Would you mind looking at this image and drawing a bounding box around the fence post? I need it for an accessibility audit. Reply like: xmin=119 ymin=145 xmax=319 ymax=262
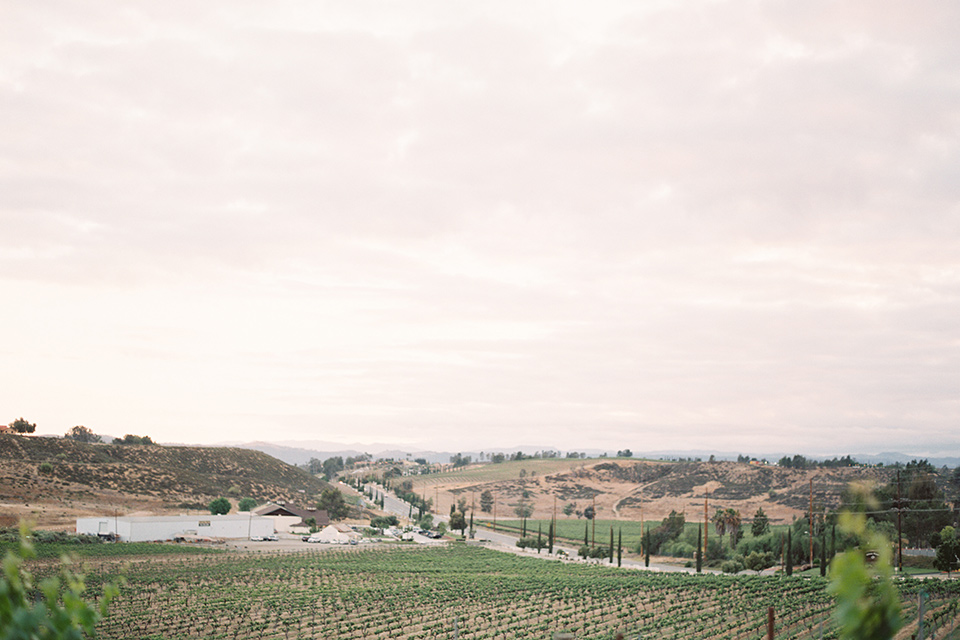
xmin=767 ymin=606 xmax=775 ymax=640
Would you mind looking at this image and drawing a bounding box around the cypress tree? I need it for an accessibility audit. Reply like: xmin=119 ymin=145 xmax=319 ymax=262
xmin=786 ymin=528 xmax=793 ymax=576
xmin=820 ymin=526 xmax=827 ymax=576
xmin=548 ymin=520 xmax=554 ymax=554
xmin=696 ymin=525 xmax=702 ymax=573
xmin=617 ymin=528 xmax=622 ymax=567
xmin=584 ymin=521 xmax=589 ymax=546
xmin=537 ymin=523 xmax=542 ymax=554
xmin=609 ymin=526 xmax=614 ymax=563
xmin=644 ymin=528 xmax=651 ymax=567
xmin=469 ymin=510 xmax=474 ymax=538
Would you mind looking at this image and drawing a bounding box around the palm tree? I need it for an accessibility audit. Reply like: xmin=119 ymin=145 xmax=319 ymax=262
xmin=725 ymin=509 xmax=742 ymax=549
xmin=712 ymin=509 xmax=727 ymax=547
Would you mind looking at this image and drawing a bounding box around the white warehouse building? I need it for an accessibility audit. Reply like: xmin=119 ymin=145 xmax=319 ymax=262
xmin=76 ymin=514 xmax=274 ymax=542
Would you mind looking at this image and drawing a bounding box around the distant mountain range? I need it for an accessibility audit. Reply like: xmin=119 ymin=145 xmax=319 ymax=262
xmin=227 ymin=440 xmax=960 ymax=469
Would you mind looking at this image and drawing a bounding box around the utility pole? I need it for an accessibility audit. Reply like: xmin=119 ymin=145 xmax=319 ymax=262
xmin=809 ymin=478 xmax=814 ymax=569
xmin=591 ymin=495 xmax=596 ymax=546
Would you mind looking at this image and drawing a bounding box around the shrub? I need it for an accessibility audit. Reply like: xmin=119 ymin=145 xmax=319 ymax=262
xmin=721 ymin=559 xmax=744 ymax=574
xmin=208 ymin=497 xmax=231 ymax=515
xmin=517 ymin=536 xmax=548 ymax=550
xmin=38 ymin=461 xmax=54 ymax=475
xmin=736 ymin=532 xmax=780 ymax=557
xmin=577 ymin=545 xmax=608 ymax=559
xmin=660 ymin=539 xmax=696 ymax=558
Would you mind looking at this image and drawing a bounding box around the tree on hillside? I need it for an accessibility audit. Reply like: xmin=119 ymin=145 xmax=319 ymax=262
xmin=450 ymin=453 xmax=472 ymax=467
xmin=238 ymin=497 xmax=258 ymax=512
xmin=449 ymin=511 xmax=467 ymax=536
xmin=8 ymin=417 xmax=36 ymax=434
xmin=113 ymin=434 xmax=153 ymax=445
xmin=479 ymin=490 xmax=494 ymax=513
xmin=872 ymin=463 xmax=953 ymax=547
xmin=513 ymin=498 xmax=533 ymax=519
xmin=752 ymin=507 xmax=770 ymax=537
xmin=209 ymin=497 xmax=231 ymax=515
xmin=321 ymin=456 xmax=344 ymax=480
xmin=583 ymin=505 xmax=596 ymax=520
xmin=617 ymin=449 xmax=633 ymax=458
xmin=934 ymin=526 xmax=960 ymax=577
xmin=318 ymin=488 xmax=350 ymax=520
xmin=563 ymin=502 xmax=575 ymax=517
xmin=65 ymin=425 xmax=101 ymax=443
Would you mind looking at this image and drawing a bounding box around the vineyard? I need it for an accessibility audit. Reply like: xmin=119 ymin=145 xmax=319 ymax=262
xmin=73 ymin=543 xmax=960 ymax=640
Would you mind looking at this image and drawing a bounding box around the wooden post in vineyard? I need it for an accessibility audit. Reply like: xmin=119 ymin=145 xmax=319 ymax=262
xmin=767 ymin=607 xmax=775 ymax=640
xmin=703 ymin=489 xmax=708 ymax=560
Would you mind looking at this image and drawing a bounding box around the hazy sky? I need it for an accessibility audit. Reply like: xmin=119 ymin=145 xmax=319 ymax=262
xmin=3 ymin=1 xmax=958 ymax=455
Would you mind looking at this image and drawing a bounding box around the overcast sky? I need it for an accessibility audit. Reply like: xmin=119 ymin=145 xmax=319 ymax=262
xmin=2 ymin=1 xmax=958 ymax=456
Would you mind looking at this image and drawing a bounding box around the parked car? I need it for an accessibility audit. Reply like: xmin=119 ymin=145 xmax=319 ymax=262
xmin=264 ymin=534 xmax=279 ymax=542
xmin=249 ymin=536 xmax=265 ymax=542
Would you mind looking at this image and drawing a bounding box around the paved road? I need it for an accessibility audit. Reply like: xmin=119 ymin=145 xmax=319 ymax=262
xmin=365 ymin=482 xmax=450 ymax=525
xmin=365 ymin=483 xmax=727 ymax=573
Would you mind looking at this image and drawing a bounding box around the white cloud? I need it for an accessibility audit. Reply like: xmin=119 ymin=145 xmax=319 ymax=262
xmin=1 ymin=1 xmax=958 ymax=455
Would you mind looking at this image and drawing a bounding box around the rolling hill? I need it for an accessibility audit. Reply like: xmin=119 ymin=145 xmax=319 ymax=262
xmin=0 ymin=434 xmax=328 ymax=529
xmin=408 ymin=457 xmax=902 ymax=524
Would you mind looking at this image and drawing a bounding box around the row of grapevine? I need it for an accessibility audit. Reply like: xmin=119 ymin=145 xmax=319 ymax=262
xmin=81 ymin=544 xmax=960 ymax=640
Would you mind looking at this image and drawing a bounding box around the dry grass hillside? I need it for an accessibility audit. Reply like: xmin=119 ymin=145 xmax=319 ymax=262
xmin=417 ymin=458 xmax=895 ymax=523
xmin=0 ymin=434 xmax=328 ymax=529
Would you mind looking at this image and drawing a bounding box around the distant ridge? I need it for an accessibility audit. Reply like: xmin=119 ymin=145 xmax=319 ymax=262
xmin=229 ymin=439 xmax=959 ymax=468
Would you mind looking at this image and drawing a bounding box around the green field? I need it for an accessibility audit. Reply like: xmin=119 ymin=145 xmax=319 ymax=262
xmin=70 ymin=543 xmax=960 ymax=640
xmin=479 ymin=518 xmax=652 ymax=549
